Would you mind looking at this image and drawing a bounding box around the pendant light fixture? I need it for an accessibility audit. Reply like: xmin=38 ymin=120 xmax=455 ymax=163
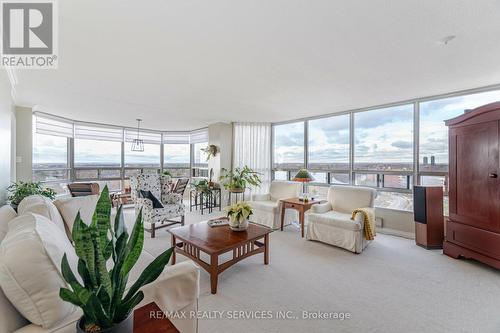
xmin=131 ymin=118 xmax=144 ymax=152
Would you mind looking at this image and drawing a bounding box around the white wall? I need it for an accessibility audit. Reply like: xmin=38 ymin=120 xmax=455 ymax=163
xmin=0 ymin=69 xmax=15 ymax=204
xmin=15 ymin=106 xmax=32 ymax=181
xmin=376 ymin=207 xmax=415 ymax=239
xmin=208 ymin=122 xmax=233 ymax=205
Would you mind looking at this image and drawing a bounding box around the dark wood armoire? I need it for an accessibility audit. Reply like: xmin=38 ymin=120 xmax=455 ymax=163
xmin=444 ymin=101 xmax=500 ymax=269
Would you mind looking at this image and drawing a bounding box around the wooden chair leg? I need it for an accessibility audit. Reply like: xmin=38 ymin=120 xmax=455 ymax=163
xmin=151 ymin=223 xmax=156 ymax=238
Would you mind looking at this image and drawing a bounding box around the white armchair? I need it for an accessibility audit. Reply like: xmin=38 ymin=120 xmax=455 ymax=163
xmin=306 ymin=185 xmax=377 ymax=253
xmin=250 ymin=181 xmax=302 ymax=229
xmin=130 ymin=174 xmax=185 ymax=238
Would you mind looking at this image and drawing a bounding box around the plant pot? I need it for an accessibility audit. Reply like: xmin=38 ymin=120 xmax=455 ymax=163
xmin=229 ymin=188 xmax=245 ymax=193
xmin=230 ymin=218 xmax=249 ymax=231
xmin=76 ymin=313 xmax=134 ymax=333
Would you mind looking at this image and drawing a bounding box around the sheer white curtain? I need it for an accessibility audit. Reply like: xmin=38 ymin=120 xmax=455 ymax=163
xmin=233 ymin=123 xmax=271 ymax=195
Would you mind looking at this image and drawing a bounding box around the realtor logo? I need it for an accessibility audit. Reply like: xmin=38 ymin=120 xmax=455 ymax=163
xmin=1 ymin=0 xmax=58 ymax=68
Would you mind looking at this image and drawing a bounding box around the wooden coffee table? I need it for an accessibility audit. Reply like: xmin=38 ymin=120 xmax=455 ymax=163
xmin=169 ymin=221 xmax=272 ymax=294
xmin=280 ymin=197 xmax=321 ymax=237
xmin=134 ymin=302 xmax=179 ymax=333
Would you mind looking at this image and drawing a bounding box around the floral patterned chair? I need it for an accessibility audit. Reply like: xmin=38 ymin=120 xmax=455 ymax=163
xmin=130 ymin=173 xmax=185 ymax=238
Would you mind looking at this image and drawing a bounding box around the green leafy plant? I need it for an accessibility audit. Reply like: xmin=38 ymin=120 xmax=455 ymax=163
xmin=219 ymin=166 xmax=261 ymax=191
xmin=192 ymin=179 xmax=212 ymax=195
xmin=162 ymin=170 xmax=173 ymax=177
xmin=7 ymin=181 xmax=57 ymax=206
xmin=59 ymin=186 xmax=173 ymax=332
xmin=226 ymin=201 xmax=253 ymax=224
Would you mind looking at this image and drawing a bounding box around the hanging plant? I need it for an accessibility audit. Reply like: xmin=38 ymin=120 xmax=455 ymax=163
xmin=201 ymin=144 xmax=218 ymax=161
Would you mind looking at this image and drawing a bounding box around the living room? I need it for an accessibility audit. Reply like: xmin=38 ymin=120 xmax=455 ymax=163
xmin=1 ymin=1 xmax=500 ymax=333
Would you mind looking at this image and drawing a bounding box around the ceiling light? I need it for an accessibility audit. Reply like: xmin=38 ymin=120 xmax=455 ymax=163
xmin=437 ymin=35 xmax=456 ymax=45
xmin=131 ymin=118 xmax=144 ymax=152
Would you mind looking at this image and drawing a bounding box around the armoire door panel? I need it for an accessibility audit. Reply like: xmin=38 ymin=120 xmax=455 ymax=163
xmin=448 ymin=132 xmax=457 ymax=216
xmin=454 ymin=121 xmax=500 ymax=232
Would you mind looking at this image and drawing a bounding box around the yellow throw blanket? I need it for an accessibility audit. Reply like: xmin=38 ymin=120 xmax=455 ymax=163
xmin=351 ymin=209 xmax=376 ymax=240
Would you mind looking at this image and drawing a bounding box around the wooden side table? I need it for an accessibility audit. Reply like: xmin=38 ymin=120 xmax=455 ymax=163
xmin=280 ymin=197 xmax=321 ymax=237
xmin=134 ymin=302 xmax=179 ymax=333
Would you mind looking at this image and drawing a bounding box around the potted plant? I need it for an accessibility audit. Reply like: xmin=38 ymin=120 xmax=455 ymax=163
xmin=219 ymin=166 xmax=261 ymax=193
xmin=192 ymin=179 xmax=211 ymax=194
xmin=200 ymin=144 xmax=218 ymax=161
xmin=7 ymin=181 xmax=57 ymax=211
xmin=226 ymin=201 xmax=253 ymax=231
xmin=59 ymin=186 xmax=173 ymax=333
xmin=162 ymin=170 xmax=173 ymax=177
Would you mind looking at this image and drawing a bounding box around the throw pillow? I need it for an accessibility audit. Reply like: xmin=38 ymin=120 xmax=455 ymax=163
xmin=17 ymin=195 xmax=66 ymax=234
xmin=53 ymin=194 xmax=99 ymax=235
xmin=0 ymin=205 xmax=17 ymax=242
xmin=139 ymin=190 xmax=164 ymax=209
xmin=0 ymin=213 xmax=79 ymax=328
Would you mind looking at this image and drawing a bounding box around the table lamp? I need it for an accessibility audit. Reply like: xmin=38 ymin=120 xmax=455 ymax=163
xmin=293 ymin=169 xmax=314 ymax=201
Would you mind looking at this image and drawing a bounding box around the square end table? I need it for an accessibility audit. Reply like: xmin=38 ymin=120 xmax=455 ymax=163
xmin=280 ymin=197 xmax=321 ymax=237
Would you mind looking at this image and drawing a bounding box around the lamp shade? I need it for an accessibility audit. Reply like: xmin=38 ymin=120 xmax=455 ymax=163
xmin=293 ymin=169 xmax=314 ymax=182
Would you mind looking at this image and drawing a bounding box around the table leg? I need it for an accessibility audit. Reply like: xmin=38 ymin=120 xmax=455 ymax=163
xmin=171 ymin=234 xmax=176 ymax=265
xmin=219 ymin=190 xmax=222 ymax=211
xmin=264 ymin=234 xmax=269 ymax=265
xmin=210 ymin=254 xmax=218 ymax=294
xmin=300 ymin=209 xmax=305 ymax=238
xmin=190 ymin=191 xmax=193 ymax=212
xmin=201 ymin=193 xmax=204 ymax=215
xmin=280 ymin=203 xmax=286 ymax=231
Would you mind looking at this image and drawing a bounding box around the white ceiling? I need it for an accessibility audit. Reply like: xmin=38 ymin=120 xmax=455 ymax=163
xmin=12 ymin=0 xmax=500 ymax=130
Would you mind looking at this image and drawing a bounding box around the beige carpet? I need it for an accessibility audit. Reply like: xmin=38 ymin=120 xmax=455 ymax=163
xmin=123 ymin=207 xmax=500 ymax=333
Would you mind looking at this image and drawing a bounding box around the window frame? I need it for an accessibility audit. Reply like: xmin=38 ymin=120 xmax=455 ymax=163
xmin=32 ymin=134 xmax=71 ymax=188
xmin=271 ymin=86 xmax=500 ymax=213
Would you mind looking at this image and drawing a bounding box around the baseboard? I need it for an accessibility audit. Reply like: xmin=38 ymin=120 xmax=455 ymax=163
xmin=377 ymin=227 xmax=415 ymax=239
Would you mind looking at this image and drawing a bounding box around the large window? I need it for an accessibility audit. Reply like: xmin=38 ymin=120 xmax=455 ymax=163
xmin=74 ymin=139 xmax=122 ymax=167
xmin=33 ymin=133 xmax=70 ymax=194
xmin=193 ymin=142 xmax=209 ymax=166
xmin=192 ymin=142 xmax=208 ymax=178
xmin=418 ymin=90 xmax=500 ymax=215
xmin=419 ymin=90 xmax=500 ymax=173
xmin=354 ymin=104 xmax=414 ymax=171
xmin=74 ymin=139 xmax=123 ymax=192
xmin=273 ymin=121 xmax=304 ymax=170
xmin=308 ymin=114 xmax=349 ymax=171
xmin=164 ymin=143 xmax=190 ymax=178
xmin=125 ymin=143 xmax=161 ymax=167
xmin=33 ymin=133 xmax=68 ymax=176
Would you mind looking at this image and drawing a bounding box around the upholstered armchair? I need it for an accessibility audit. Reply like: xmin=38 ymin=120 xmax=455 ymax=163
xmin=306 ymin=185 xmax=377 ymax=253
xmin=130 ymin=174 xmax=185 ymax=238
xmin=250 ymin=181 xmax=302 ymax=229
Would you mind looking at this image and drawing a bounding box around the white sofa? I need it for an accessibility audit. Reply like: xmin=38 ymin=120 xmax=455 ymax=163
xmin=0 ymin=196 xmax=199 ymax=333
xmin=250 ymin=181 xmax=302 ymax=229
xmin=306 ymin=185 xmax=377 ymax=253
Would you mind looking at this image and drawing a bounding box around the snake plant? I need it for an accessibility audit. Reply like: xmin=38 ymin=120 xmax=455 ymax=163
xmin=59 ymin=186 xmax=173 ymax=332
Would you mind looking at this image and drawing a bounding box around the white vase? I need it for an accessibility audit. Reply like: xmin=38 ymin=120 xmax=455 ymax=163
xmin=230 ymin=218 xmax=249 ymax=231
